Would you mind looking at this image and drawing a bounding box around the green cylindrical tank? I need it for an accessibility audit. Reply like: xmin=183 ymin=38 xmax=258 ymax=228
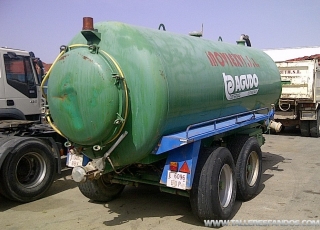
xmin=47 ymin=21 xmax=281 ymax=169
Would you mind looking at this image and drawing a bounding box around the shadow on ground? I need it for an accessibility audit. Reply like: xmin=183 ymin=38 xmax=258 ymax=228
xmin=87 ymin=151 xmax=285 ymax=228
xmin=0 ymin=148 xmax=286 ymax=227
xmin=256 ymin=151 xmax=285 ymax=196
xmin=268 ymin=125 xmax=301 ymax=137
xmin=100 ymin=184 xmax=204 ymax=227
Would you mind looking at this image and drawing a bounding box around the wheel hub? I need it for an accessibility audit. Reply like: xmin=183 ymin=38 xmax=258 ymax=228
xmin=218 ymin=164 xmax=233 ymax=208
xmin=246 ymin=151 xmax=259 ymax=186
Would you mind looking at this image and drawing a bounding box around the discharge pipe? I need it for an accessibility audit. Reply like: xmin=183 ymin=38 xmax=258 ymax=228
xmin=269 ymin=120 xmax=283 ymax=133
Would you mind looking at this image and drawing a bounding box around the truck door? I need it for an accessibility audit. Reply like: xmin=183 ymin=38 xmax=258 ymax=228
xmin=0 ymin=55 xmax=5 ymax=108
xmin=2 ymin=52 xmax=41 ymax=117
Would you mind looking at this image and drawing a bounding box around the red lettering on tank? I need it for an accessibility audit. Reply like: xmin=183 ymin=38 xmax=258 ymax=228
xmin=234 ymin=54 xmax=243 ymax=67
xmin=246 ymin=56 xmax=253 ymax=67
xmin=251 ymin=58 xmax=260 ymax=67
xmin=206 ymin=51 xmax=261 ymax=68
xmin=220 ymin=53 xmax=233 ymax=67
xmin=206 ymin=51 xmax=218 ymax=66
xmin=228 ymin=54 xmax=239 ymax=67
xmin=226 ymin=54 xmax=235 ymax=66
xmin=214 ymin=52 xmax=225 ymax=66
xmin=233 ymin=54 xmax=243 ymax=67
xmin=239 ymin=55 xmax=247 ymax=67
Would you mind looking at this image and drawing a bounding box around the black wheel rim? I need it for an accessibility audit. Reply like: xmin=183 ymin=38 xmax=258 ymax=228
xmin=15 ymin=152 xmax=46 ymax=188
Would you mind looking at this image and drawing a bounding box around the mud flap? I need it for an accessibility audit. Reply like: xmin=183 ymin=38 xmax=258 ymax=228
xmin=159 ymin=140 xmax=201 ymax=190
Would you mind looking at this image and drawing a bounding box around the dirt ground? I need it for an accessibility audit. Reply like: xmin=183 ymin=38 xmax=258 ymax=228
xmin=1 ymin=128 xmax=320 ymax=230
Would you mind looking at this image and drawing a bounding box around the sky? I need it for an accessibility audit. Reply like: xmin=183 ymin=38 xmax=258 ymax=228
xmin=1 ymin=0 xmax=319 ymax=63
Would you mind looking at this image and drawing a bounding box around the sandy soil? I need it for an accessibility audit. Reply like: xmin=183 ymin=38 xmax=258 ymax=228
xmin=1 ymin=130 xmax=320 ymax=230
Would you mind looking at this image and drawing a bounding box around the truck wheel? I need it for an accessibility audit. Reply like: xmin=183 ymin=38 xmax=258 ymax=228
xmin=190 ymin=147 xmax=236 ymax=220
xmin=234 ymin=137 xmax=262 ymax=201
xmin=228 ymin=136 xmax=262 ymax=201
xmin=0 ymin=179 xmax=10 ymax=199
xmin=310 ymin=111 xmax=320 ymax=137
xmin=227 ymin=135 xmax=249 ymax=162
xmin=78 ymin=174 xmax=125 ymax=202
xmin=0 ymin=138 xmax=55 ymax=202
xmin=300 ymin=121 xmax=310 ymax=137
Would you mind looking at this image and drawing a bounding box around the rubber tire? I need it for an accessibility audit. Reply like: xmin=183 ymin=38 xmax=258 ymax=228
xmin=0 ymin=138 xmax=55 ymax=202
xmin=0 ymin=137 xmax=19 ymax=199
xmin=227 ymin=136 xmax=250 ymax=162
xmin=234 ymin=137 xmax=262 ymax=201
xmin=190 ymin=147 xmax=236 ymax=220
xmin=310 ymin=111 xmax=320 ymax=137
xmin=78 ymin=174 xmax=125 ymax=202
xmin=300 ymin=120 xmax=310 ymax=137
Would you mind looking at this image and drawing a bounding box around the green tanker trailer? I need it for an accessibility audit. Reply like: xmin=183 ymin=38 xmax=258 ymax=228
xmin=43 ymin=17 xmax=282 ymax=221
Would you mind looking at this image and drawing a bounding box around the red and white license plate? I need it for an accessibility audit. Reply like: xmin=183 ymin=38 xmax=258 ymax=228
xmin=166 ymin=170 xmax=187 ymax=190
xmin=66 ymin=152 xmax=83 ymax=167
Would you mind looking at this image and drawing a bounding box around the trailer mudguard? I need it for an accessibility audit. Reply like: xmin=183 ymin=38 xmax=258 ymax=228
xmin=156 ymin=108 xmax=274 ymax=190
xmin=160 ymin=141 xmax=201 ymax=190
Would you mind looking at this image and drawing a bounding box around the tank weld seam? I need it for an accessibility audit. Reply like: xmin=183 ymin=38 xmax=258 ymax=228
xmin=99 ymin=49 xmax=129 ymax=144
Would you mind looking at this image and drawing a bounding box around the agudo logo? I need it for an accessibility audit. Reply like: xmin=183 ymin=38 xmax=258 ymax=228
xmin=223 ymin=73 xmax=259 ymax=100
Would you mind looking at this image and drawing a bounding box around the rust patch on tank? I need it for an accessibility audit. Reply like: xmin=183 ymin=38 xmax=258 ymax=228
xmin=59 ymin=55 xmax=68 ymax=61
xmin=159 ymin=70 xmax=166 ymax=79
xmin=82 ymin=55 xmax=93 ymax=62
xmin=56 ymin=94 xmax=68 ymax=100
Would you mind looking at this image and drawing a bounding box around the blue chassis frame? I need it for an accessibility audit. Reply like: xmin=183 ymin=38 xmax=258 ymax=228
xmin=153 ymin=107 xmax=274 ymax=190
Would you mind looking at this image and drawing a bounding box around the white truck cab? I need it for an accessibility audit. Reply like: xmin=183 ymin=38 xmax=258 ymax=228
xmin=0 ymin=47 xmax=43 ymax=121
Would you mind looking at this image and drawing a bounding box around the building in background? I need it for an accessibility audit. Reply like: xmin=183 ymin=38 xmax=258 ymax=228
xmin=264 ymin=46 xmax=320 ymax=62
